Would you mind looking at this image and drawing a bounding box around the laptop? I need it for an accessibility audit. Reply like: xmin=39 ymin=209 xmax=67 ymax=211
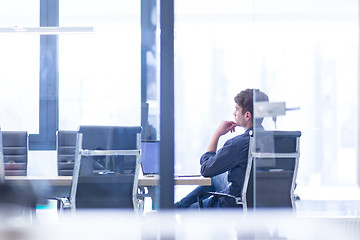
xmin=141 ymin=141 xmax=160 ymax=176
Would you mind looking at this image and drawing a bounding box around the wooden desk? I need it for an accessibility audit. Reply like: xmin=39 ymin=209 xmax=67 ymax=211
xmin=139 ymin=175 xmax=211 ymax=186
xmin=5 ymin=175 xmax=210 ymax=209
xmin=5 ymin=175 xmax=211 ymax=187
xmin=5 ymin=176 xmax=72 ymax=186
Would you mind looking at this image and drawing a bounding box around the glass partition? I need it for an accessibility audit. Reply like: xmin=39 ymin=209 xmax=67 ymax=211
xmin=174 ymin=0 xmax=358 ymax=213
xmin=0 ymin=0 xmax=359 ymax=216
xmin=174 ymin=0 xmax=255 ymax=176
xmin=173 ymin=0 xmax=257 ymax=204
xmin=0 ymin=0 xmax=161 ymax=213
xmin=252 ymin=0 xmax=358 ymax=212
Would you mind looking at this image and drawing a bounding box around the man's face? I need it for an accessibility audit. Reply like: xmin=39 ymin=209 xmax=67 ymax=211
xmin=234 ymin=104 xmax=247 ymax=127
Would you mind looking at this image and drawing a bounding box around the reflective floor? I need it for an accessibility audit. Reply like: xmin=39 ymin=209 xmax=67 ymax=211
xmin=1 ymin=207 xmax=359 ymax=240
xmin=1 ymin=185 xmax=360 ymax=240
xmin=0 ymin=198 xmax=359 ymax=240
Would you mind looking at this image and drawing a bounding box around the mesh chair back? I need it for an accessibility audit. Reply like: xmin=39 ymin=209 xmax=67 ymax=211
xmin=71 ymin=126 xmax=142 ymax=210
xmin=57 ymin=130 xmax=77 ymax=176
xmin=246 ymin=131 xmax=301 ymax=209
xmin=1 ymin=131 xmax=28 ymax=176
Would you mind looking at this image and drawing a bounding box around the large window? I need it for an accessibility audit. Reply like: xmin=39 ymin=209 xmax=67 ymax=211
xmin=174 ymin=0 xmax=358 ymax=188
xmin=59 ymin=0 xmax=141 ymax=130
xmin=0 ymin=1 xmax=39 ymax=132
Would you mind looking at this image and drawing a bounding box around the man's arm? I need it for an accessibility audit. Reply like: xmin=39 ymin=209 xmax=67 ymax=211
xmin=206 ymin=121 xmax=237 ymax=152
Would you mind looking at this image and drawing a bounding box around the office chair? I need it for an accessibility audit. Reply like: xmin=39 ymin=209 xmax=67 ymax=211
xmin=57 ymin=130 xmax=77 ymax=176
xmin=1 ymin=131 xmax=28 ymax=176
xmin=58 ymin=126 xmax=142 ymax=212
xmin=198 ymin=130 xmax=301 ymax=211
xmin=0 ymin=127 xmax=37 ymax=219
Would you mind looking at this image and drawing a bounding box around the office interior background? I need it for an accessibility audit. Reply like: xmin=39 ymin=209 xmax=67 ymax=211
xmin=0 ymin=0 xmax=359 ymax=214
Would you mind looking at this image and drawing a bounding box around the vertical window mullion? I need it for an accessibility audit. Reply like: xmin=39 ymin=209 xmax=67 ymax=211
xmin=28 ymin=0 xmax=59 ymax=150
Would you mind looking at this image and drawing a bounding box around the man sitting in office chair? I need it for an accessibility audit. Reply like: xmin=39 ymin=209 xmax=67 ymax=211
xmin=175 ymin=88 xmax=269 ymax=208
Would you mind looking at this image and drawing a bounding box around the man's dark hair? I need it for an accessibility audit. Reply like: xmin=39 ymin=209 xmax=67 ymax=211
xmin=234 ymin=88 xmax=269 ymax=116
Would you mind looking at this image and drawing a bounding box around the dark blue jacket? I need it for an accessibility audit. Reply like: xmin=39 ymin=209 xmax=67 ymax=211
xmin=200 ymin=127 xmax=255 ymax=207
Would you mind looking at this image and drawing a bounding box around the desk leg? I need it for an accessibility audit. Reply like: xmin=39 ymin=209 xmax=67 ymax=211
xmin=147 ymin=186 xmax=159 ymax=210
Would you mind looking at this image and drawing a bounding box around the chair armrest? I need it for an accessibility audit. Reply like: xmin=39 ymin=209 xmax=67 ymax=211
xmin=197 ymin=192 xmax=243 ymax=208
xmin=58 ymin=197 xmax=71 ymax=209
xmin=49 ymin=197 xmax=71 ymax=209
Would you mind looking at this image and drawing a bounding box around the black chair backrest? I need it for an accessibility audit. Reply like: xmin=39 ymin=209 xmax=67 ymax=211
xmin=0 ymin=130 xmax=36 ymax=211
xmin=246 ymin=131 xmax=301 ymax=209
xmin=73 ymin=126 xmax=142 ymax=209
xmin=2 ymin=131 xmax=28 ymax=176
xmin=79 ymin=125 xmax=140 ymax=151
xmin=57 ymin=130 xmax=77 ymax=176
xmin=78 ymin=126 xmax=141 ymax=175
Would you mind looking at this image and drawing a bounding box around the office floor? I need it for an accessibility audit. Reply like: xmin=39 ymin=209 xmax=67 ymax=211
xmin=2 ymin=185 xmax=357 ymax=240
xmin=12 ymin=203 xmax=360 ymax=240
xmin=37 ymin=198 xmax=360 ymax=218
xmin=294 ymin=186 xmax=360 ymax=217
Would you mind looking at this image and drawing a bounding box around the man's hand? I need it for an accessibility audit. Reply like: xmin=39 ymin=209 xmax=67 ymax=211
xmin=206 ymin=121 xmax=237 ymax=152
xmin=214 ymin=121 xmax=237 ymax=137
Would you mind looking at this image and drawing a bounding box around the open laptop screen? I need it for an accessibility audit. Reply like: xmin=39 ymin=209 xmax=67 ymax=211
xmin=141 ymin=141 xmax=159 ymax=175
